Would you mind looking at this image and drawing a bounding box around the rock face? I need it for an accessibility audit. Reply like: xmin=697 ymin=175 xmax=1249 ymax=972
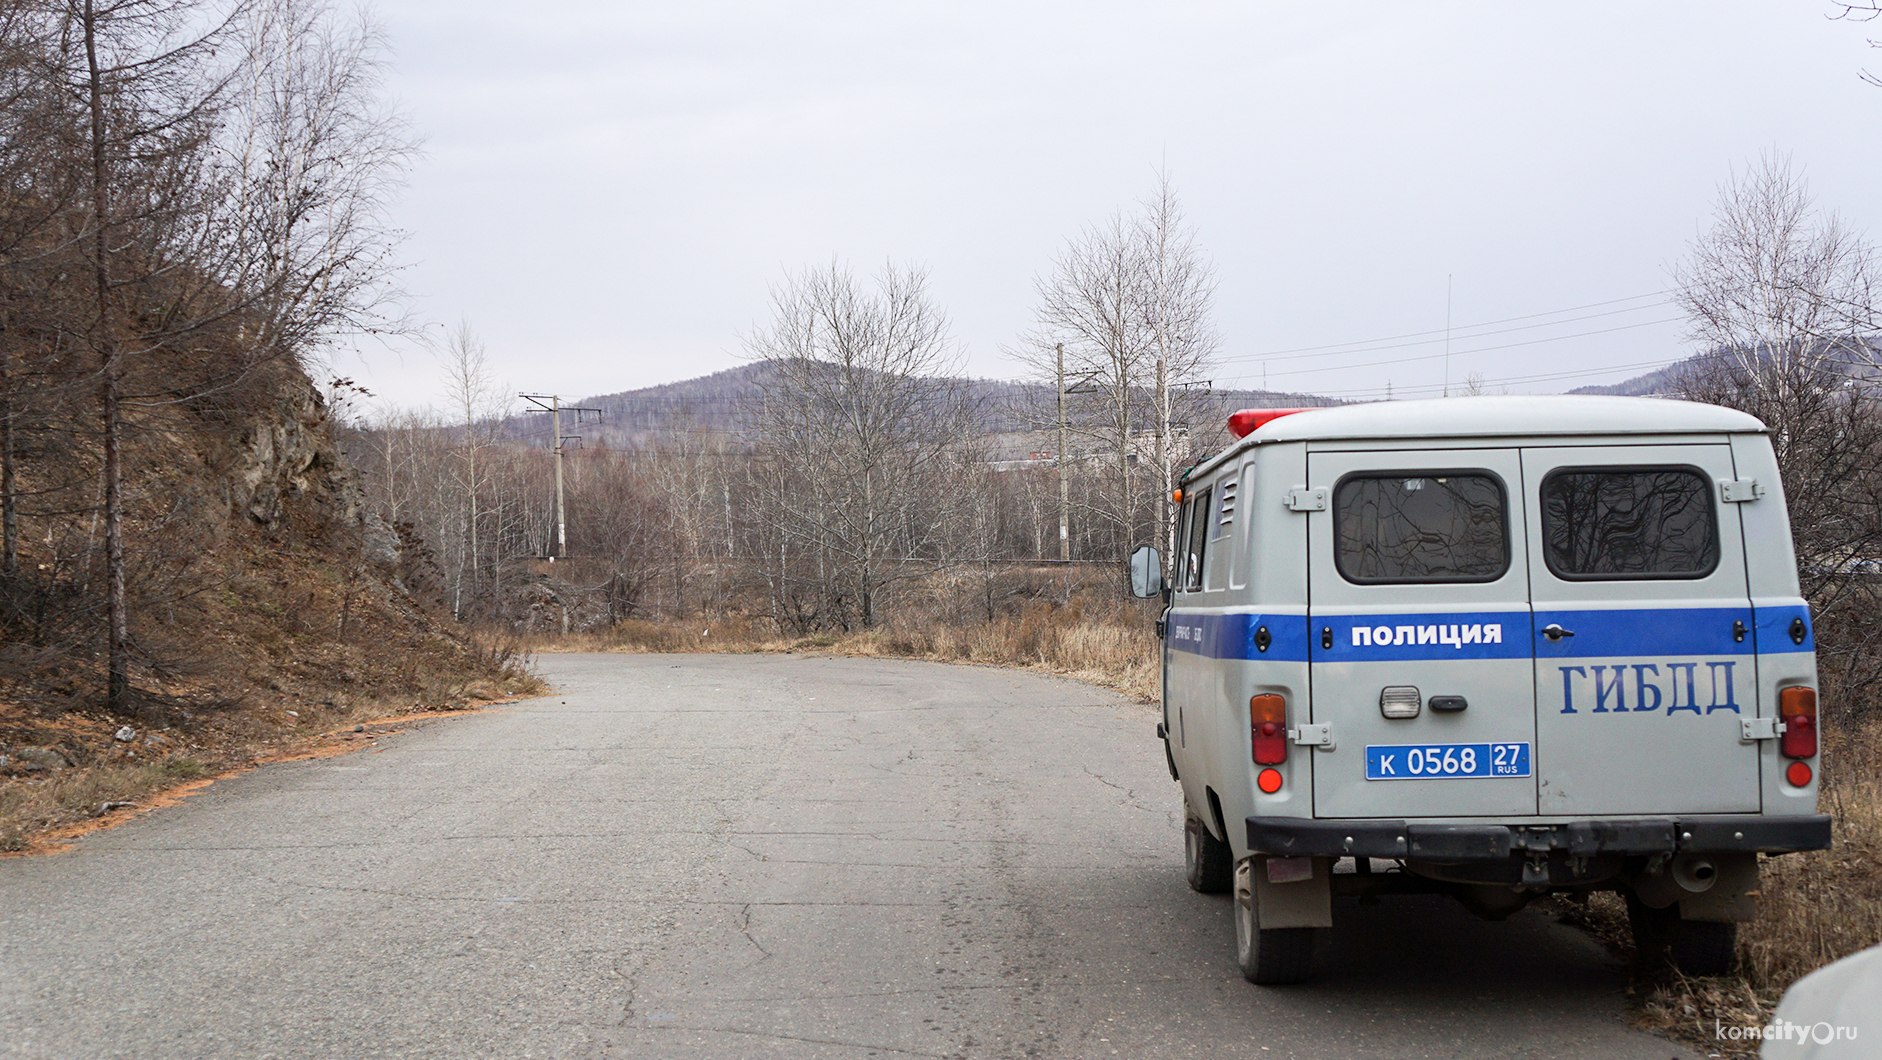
xmin=228 ymin=371 xmax=355 ymax=528
xmin=222 ymin=369 xmax=401 ymax=569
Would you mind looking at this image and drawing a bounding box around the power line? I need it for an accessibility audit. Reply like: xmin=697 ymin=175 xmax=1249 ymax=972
xmin=1225 ymin=290 xmax=1674 ymax=364
xmin=1249 ymin=301 xmax=1681 ymax=366
xmin=1225 ymin=316 xmax=1685 ymax=383
xmin=1312 ymin=357 xmax=1684 ymax=400
xmin=1220 ymin=301 xmax=1677 ymax=366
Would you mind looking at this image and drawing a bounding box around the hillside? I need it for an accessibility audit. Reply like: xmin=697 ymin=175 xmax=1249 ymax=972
xmin=1570 ymin=339 xmax=1882 ymax=397
xmin=1566 ymin=359 xmax=1695 ymax=397
xmin=1 ymin=357 xmax=537 ymax=850
xmin=505 ymin=361 xmax=1341 ymax=450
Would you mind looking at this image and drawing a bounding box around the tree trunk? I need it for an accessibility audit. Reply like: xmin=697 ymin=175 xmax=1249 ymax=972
xmin=1 ymin=344 xmax=16 ymax=577
xmin=84 ymin=0 xmax=131 ymax=715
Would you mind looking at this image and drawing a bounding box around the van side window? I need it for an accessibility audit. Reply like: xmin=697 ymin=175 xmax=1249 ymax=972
xmin=1334 ymin=472 xmax=1509 ymax=583
xmin=1183 ymin=486 xmax=1212 ymax=592
xmin=1172 ymin=497 xmax=1194 ymax=588
xmin=1540 ymin=466 xmax=1719 ymax=579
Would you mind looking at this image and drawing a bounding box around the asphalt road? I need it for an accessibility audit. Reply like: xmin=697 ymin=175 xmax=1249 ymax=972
xmin=0 ymin=653 xmax=1699 ymax=1059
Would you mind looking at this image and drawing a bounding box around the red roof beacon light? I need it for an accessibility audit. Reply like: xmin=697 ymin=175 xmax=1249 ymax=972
xmin=1227 ymin=408 xmax=1312 ymax=439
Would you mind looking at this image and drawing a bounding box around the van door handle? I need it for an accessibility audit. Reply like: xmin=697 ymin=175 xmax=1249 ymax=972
xmin=1540 ymin=624 xmax=1574 ymax=642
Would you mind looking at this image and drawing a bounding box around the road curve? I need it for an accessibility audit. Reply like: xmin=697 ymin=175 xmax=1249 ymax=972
xmin=0 ymin=653 xmax=1697 ymax=1059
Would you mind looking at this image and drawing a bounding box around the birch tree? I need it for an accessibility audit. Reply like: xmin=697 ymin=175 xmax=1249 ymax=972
xmin=1671 ymin=153 xmax=1882 ymax=702
xmin=438 ymin=322 xmax=508 ymax=617
xmin=1019 ymin=175 xmax=1218 ymax=571
xmin=743 ymin=261 xmax=979 ymax=630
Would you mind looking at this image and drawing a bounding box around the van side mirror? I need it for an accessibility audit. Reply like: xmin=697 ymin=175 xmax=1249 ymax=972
xmin=1129 ymin=545 xmax=1164 ymax=599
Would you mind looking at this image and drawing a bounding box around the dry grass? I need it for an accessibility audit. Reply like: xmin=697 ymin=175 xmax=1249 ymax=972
xmin=1636 ymin=974 xmax=1773 ymax=1058
xmin=1543 ymin=719 xmax=1882 ymax=1057
xmin=529 ymin=594 xmax=1161 ymax=702
xmin=1 ymin=611 xmax=545 ymax=854
xmin=0 ymin=754 xmax=211 ymax=852
xmin=1744 ymin=722 xmax=1882 ymax=988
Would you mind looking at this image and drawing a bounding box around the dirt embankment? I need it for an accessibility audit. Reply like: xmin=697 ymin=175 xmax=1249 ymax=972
xmin=2 ymin=361 xmax=543 ymax=851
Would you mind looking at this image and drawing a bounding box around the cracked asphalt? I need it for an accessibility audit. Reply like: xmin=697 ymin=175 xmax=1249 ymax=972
xmin=0 ymin=654 xmax=1698 ymax=1059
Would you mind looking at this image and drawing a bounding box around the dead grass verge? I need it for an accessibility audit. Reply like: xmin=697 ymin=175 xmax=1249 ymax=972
xmin=1 ymin=628 xmax=545 ymax=855
xmin=1537 ymin=720 xmax=1882 ymax=1058
xmin=528 ymin=598 xmax=1160 ymax=703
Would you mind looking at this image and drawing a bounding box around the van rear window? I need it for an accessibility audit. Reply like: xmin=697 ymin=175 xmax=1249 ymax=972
xmin=1334 ymin=473 xmax=1509 ymax=583
xmin=1540 ymin=467 xmax=1719 ymax=579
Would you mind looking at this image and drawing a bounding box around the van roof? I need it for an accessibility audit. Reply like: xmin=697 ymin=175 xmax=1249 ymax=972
xmin=1189 ymin=395 xmax=1766 ymax=478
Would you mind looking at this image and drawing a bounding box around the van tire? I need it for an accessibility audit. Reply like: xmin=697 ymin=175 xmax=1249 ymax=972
xmin=1671 ymin=920 xmax=1737 ymax=977
xmin=1625 ymin=891 xmax=1737 ymax=978
xmin=1234 ymin=861 xmax=1314 ymax=984
xmin=1185 ymin=806 xmax=1232 ymax=894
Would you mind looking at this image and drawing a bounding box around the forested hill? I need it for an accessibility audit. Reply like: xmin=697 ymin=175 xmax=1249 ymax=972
xmin=1568 ymin=339 xmax=1882 ymax=396
xmin=1567 ymin=357 xmax=1698 ymax=396
xmin=508 ymin=362 xmax=1340 ymax=449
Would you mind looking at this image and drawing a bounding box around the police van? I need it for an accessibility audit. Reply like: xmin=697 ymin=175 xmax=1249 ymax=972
xmin=1129 ymin=395 xmax=1832 ymax=985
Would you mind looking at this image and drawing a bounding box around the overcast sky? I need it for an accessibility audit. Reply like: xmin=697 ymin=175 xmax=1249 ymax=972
xmin=331 ymin=1 xmax=1882 ymax=415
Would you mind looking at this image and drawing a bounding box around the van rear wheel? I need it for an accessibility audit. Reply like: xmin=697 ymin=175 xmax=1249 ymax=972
xmin=1185 ymin=805 xmax=1232 ymax=894
xmin=1625 ymin=891 xmax=1738 ymax=978
xmin=1670 ymin=920 xmax=1737 ymax=977
xmin=1233 ymin=859 xmax=1314 ymax=984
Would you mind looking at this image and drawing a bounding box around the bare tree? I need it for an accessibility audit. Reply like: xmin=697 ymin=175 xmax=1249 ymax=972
xmin=0 ymin=0 xmax=413 ymax=713
xmin=743 ymin=261 xmax=980 ymax=630
xmin=1671 ymin=154 xmax=1876 ymax=380
xmin=641 ymin=410 xmax=737 ymax=616
xmin=565 ymin=447 xmax=660 ymax=624
xmin=1832 ymin=2 xmax=1882 ymax=86
xmin=1139 ymin=177 xmax=1220 ymax=558
xmin=223 ymin=0 xmax=414 ymax=364
xmin=1017 ymin=175 xmax=1218 ymax=573
xmin=1669 ymin=157 xmax=1881 ymax=542
xmin=1671 ymin=154 xmax=1882 ymax=711
xmin=437 ymin=321 xmax=508 ymax=618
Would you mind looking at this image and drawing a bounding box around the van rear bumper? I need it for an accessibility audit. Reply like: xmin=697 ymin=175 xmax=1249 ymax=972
xmin=1247 ymin=815 xmax=1832 ymax=861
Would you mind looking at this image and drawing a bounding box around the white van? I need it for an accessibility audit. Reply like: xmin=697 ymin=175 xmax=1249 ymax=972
xmin=1130 ymin=395 xmax=1831 ymax=984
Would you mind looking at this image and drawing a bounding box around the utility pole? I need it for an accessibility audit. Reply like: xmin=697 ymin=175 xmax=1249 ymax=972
xmin=1056 ymin=343 xmax=1069 ymax=562
xmin=1057 ymin=356 xmax=1105 ymax=563
xmin=520 ymin=394 xmax=601 ymax=559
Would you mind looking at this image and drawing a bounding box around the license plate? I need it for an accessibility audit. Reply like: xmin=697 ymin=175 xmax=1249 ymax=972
xmin=1365 ymin=742 xmax=1531 ymax=780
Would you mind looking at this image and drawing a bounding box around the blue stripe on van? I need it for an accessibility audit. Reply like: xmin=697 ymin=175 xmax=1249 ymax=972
xmin=1755 ymin=604 xmax=1815 ymax=654
xmin=1168 ymin=613 xmax=1311 ymax=662
xmin=1314 ymin=612 xmax=1532 ymax=661
xmin=1172 ymin=607 xmax=1815 ymax=662
xmin=1534 ymin=608 xmax=1753 ymax=659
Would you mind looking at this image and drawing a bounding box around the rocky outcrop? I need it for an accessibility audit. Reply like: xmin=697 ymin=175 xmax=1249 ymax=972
xmin=223 ymin=368 xmax=400 ymax=570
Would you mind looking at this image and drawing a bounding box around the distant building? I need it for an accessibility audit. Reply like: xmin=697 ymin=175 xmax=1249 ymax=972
xmin=984 ymin=428 xmax=1191 ymax=471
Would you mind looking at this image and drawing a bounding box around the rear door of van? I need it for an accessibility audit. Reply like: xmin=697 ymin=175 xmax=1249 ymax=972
xmin=1522 ymin=444 xmax=1761 ymax=815
xmin=1306 ymin=449 xmax=1540 ymax=818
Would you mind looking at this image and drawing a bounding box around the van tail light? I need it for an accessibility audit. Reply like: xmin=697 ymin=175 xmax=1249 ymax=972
xmin=1779 ymin=687 xmax=1817 ymax=760
xmin=1251 ymin=694 xmax=1288 ymax=765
